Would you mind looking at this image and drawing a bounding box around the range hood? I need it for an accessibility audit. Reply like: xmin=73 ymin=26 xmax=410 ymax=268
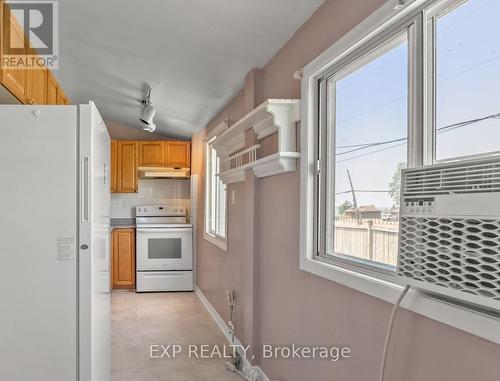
xmin=138 ymin=167 xmax=190 ymax=179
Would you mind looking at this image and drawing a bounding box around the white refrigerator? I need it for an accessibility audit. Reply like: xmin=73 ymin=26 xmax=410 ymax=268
xmin=0 ymin=102 xmax=111 ymax=381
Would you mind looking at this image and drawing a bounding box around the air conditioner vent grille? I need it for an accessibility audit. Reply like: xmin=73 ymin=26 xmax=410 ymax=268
xmin=403 ymin=161 xmax=500 ymax=197
xmin=398 ymin=216 xmax=500 ymax=301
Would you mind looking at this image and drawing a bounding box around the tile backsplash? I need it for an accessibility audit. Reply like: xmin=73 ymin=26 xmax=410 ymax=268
xmin=111 ymin=179 xmax=191 ymax=218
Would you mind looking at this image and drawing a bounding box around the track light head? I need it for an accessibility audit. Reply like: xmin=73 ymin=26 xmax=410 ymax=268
xmin=140 ymin=104 xmax=156 ymax=125
xmin=140 ymin=86 xmax=156 ymax=128
xmin=142 ymin=121 xmax=156 ymax=132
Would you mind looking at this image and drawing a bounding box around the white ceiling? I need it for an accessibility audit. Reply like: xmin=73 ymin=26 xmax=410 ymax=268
xmin=57 ymin=0 xmax=324 ymax=138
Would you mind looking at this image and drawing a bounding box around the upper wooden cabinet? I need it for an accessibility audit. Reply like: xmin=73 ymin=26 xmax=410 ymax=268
xmin=1 ymin=3 xmax=29 ymax=103
xmin=57 ymin=87 xmax=69 ymax=105
xmin=110 ymin=141 xmax=118 ymax=193
xmin=112 ymin=140 xmax=191 ymax=193
xmin=28 ymin=68 xmax=48 ymax=105
xmin=115 ymin=141 xmax=138 ymax=193
xmin=166 ymin=141 xmax=190 ymax=168
xmin=138 ymin=141 xmax=164 ymax=167
xmin=46 ymin=72 xmax=58 ymax=105
xmin=138 ymin=140 xmax=190 ymax=168
xmin=0 ymin=1 xmax=68 ymax=105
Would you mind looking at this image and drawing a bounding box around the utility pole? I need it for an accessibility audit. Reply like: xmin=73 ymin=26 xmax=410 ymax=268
xmin=347 ymin=169 xmax=360 ymax=223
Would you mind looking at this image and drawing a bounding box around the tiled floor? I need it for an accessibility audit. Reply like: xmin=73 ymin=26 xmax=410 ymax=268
xmin=112 ymin=291 xmax=244 ymax=381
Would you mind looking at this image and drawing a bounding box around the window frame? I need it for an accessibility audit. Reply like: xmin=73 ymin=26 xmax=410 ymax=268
xmin=300 ymin=0 xmax=500 ymax=344
xmin=204 ymin=136 xmax=228 ymax=251
xmin=314 ymin=9 xmax=423 ymax=279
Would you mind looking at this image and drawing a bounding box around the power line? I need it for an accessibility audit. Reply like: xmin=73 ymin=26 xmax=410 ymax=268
xmin=337 ymin=136 xmax=406 ymax=156
xmin=439 ymin=54 xmax=500 ymax=84
xmin=337 ymin=141 xmax=407 ymax=163
xmin=336 ymin=52 xmax=500 ymax=128
xmin=337 ymin=95 xmax=407 ymax=126
xmin=336 ymin=112 xmax=500 ymax=160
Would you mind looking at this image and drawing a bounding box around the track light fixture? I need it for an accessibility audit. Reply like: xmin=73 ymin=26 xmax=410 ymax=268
xmin=140 ymin=86 xmax=156 ymax=129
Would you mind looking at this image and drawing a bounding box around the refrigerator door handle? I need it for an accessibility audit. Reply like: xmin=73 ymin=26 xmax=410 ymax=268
xmin=81 ymin=156 xmax=89 ymax=222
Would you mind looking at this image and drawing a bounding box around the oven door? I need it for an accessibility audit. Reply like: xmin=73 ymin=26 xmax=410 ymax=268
xmin=136 ymin=227 xmax=193 ymax=271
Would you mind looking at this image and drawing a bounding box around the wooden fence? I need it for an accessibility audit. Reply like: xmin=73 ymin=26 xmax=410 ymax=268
xmin=334 ymin=219 xmax=399 ymax=266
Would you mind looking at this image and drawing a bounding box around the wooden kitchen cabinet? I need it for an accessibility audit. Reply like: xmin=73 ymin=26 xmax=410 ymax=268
xmin=111 ymin=140 xmax=190 ymax=192
xmin=115 ymin=141 xmax=138 ymax=193
xmin=0 ymin=1 xmax=70 ymax=105
xmin=165 ymin=141 xmax=190 ymax=168
xmin=112 ymin=228 xmax=135 ymax=289
xmin=46 ymin=71 xmax=58 ymax=105
xmin=138 ymin=140 xmax=190 ymax=168
xmin=138 ymin=141 xmax=164 ymax=167
xmin=28 ymin=68 xmax=48 ymax=104
xmin=110 ymin=140 xmax=118 ymax=192
xmin=56 ymin=87 xmax=69 ymax=105
xmin=1 ymin=2 xmax=29 ymax=103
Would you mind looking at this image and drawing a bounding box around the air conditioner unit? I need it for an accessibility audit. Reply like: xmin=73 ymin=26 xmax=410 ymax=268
xmin=397 ymin=156 xmax=500 ymax=312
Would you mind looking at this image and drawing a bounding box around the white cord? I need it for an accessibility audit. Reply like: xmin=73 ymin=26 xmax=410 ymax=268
xmin=379 ymin=284 xmax=411 ymax=381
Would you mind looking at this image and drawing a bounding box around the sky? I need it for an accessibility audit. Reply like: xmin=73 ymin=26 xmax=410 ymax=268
xmin=331 ymin=0 xmax=500 ymax=212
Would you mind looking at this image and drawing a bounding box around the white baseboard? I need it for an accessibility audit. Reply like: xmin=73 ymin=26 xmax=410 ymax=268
xmin=195 ymin=286 xmax=270 ymax=381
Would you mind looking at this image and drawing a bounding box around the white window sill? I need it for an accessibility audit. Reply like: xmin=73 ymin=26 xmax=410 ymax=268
xmin=204 ymin=233 xmax=227 ymax=251
xmin=299 ymin=256 xmax=500 ymax=345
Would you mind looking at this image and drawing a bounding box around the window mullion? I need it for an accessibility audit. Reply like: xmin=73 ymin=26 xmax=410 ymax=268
xmin=423 ymin=9 xmax=437 ymax=166
xmin=408 ymin=13 xmax=426 ymax=168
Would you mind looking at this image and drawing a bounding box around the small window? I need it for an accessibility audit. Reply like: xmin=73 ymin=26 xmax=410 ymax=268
xmin=317 ymin=31 xmax=409 ymax=271
xmin=432 ymin=0 xmax=500 ymax=161
xmin=205 ymin=137 xmax=227 ymax=245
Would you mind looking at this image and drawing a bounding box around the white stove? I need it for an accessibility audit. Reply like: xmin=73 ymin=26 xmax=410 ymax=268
xmin=135 ymin=205 xmax=193 ymax=292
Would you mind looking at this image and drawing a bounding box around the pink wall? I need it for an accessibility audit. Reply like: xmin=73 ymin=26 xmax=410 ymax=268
xmin=194 ymin=0 xmax=500 ymax=380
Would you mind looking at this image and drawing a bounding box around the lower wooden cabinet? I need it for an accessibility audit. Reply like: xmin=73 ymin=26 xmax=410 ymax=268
xmin=112 ymin=228 xmax=136 ymax=289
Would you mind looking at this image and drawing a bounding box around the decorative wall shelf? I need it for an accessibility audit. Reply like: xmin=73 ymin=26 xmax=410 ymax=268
xmin=252 ymin=152 xmax=301 ymax=178
xmin=218 ymin=145 xmax=260 ymax=184
xmin=213 ymin=99 xmax=301 ymax=184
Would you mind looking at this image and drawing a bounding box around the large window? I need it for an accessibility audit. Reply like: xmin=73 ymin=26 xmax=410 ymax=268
xmin=320 ymin=33 xmax=409 ymax=270
xmin=205 ymin=137 xmax=227 ymax=249
xmin=305 ymin=0 xmax=500 ymax=278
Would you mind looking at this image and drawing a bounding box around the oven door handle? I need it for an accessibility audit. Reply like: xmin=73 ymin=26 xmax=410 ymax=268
xmin=136 ymin=228 xmax=193 ymax=233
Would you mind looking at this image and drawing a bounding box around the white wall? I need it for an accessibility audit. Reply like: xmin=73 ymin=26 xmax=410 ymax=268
xmin=111 ymin=179 xmax=191 ymax=218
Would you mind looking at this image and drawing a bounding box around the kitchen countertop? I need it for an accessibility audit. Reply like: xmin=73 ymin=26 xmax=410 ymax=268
xmin=110 ymin=218 xmax=136 ymax=228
